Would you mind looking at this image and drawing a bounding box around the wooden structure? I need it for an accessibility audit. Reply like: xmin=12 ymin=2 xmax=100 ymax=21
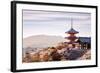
xmin=65 ymin=18 xmax=79 ymax=44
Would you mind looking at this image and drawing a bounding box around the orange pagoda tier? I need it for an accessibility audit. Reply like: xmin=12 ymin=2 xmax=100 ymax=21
xmin=65 ymin=19 xmax=79 ymax=44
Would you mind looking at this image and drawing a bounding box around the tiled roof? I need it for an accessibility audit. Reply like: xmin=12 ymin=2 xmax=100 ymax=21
xmin=65 ymin=28 xmax=79 ymax=34
xmin=78 ymin=37 xmax=91 ymax=43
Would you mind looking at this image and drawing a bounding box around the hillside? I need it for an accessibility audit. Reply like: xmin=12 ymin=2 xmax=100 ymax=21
xmin=23 ymin=35 xmax=66 ymax=48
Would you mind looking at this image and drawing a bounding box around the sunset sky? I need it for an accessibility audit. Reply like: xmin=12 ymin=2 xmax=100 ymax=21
xmin=23 ymin=10 xmax=91 ymax=38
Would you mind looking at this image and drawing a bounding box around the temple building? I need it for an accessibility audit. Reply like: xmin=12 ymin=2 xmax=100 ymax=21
xmin=77 ymin=37 xmax=91 ymax=49
xmin=64 ymin=18 xmax=91 ymax=49
xmin=65 ymin=18 xmax=79 ymax=44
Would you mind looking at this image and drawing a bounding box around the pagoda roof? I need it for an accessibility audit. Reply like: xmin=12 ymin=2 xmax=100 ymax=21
xmin=65 ymin=28 xmax=79 ymax=34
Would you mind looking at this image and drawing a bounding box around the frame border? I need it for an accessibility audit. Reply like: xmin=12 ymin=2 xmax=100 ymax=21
xmin=11 ymin=1 xmax=98 ymax=72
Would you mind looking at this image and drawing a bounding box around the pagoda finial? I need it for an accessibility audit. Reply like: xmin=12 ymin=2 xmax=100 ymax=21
xmin=71 ymin=18 xmax=73 ymax=29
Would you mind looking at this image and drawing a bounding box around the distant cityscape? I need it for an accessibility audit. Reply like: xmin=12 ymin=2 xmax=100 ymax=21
xmin=22 ymin=10 xmax=91 ymax=63
xmin=22 ymin=19 xmax=91 ymax=62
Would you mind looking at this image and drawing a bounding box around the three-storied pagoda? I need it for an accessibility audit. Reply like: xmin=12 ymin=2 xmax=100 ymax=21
xmin=65 ymin=18 xmax=79 ymax=44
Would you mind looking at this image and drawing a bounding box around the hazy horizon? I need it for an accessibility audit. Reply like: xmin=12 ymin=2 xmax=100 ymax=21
xmin=23 ymin=10 xmax=91 ymax=38
xmin=23 ymin=34 xmax=91 ymax=39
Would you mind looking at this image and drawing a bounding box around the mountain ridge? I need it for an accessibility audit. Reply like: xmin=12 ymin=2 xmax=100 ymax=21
xmin=23 ymin=35 xmax=66 ymax=48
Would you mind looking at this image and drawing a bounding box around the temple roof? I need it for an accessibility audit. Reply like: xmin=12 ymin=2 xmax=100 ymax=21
xmin=78 ymin=37 xmax=91 ymax=43
xmin=65 ymin=28 xmax=79 ymax=34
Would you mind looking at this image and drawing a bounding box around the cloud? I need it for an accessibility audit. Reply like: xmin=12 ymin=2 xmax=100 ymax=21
xmin=23 ymin=10 xmax=91 ymax=38
xmin=23 ymin=10 xmax=91 ymax=22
